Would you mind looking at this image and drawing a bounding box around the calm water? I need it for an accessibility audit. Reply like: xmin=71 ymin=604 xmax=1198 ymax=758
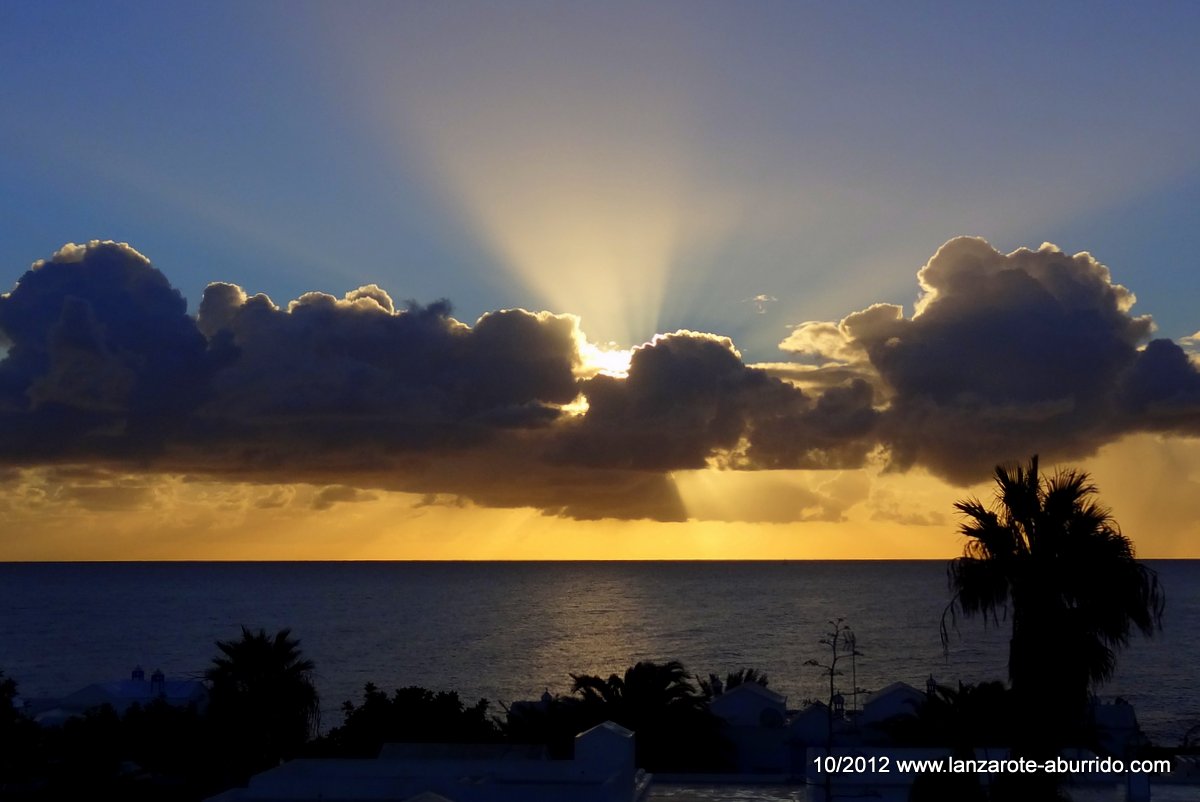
xmin=0 ymin=561 xmax=1196 ymax=745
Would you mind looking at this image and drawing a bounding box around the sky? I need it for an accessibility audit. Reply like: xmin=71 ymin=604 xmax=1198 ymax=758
xmin=2 ymin=2 xmax=1199 ymax=559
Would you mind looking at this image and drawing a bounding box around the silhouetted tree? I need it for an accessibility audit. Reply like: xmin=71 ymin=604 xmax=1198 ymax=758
xmin=120 ymin=697 xmax=213 ymax=796
xmin=322 ymin=683 xmax=501 ymax=757
xmin=943 ymin=455 xmax=1164 ymax=755
xmin=502 ymin=691 xmax=597 ymax=759
xmin=569 ymin=660 xmax=727 ymax=771
xmin=205 ymin=626 xmax=319 ymax=777
xmin=1 ymin=670 xmax=45 ymax=793
xmin=806 ymin=619 xmax=859 ymax=802
xmin=698 ymin=667 xmax=770 ymax=699
xmin=1 ymin=670 xmax=222 ymax=801
xmin=42 ymin=704 xmax=125 ymax=796
xmin=805 ymin=618 xmax=859 ymax=743
xmin=880 ymin=680 xmax=1016 ymax=749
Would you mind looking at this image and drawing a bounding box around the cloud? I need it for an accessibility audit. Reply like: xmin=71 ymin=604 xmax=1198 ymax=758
xmin=0 ymin=244 xmax=709 ymax=519
xmin=0 ymin=240 xmax=211 ymax=458
xmin=1 ymin=237 xmax=1197 ymax=523
xmin=1116 ymin=338 xmax=1200 ymax=432
xmin=554 ymin=329 xmax=878 ymax=474
xmin=745 ymin=294 xmax=778 ymax=314
xmin=0 ymin=466 xmax=166 ymax=514
xmin=868 ymin=487 xmax=948 ymax=527
xmin=254 ymin=486 xmax=295 ymax=509
xmin=413 ymin=492 xmax=469 ymax=509
xmin=782 ymin=237 xmax=1200 ymax=482
xmin=197 ymin=283 xmax=580 ymax=431
xmin=561 ymin=331 xmax=793 ymax=470
xmin=311 ymin=484 xmax=378 ymax=511
xmin=674 ymin=468 xmax=870 ymax=523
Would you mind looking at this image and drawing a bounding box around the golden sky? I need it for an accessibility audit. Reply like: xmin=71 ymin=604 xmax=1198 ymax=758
xmin=3 ymin=433 xmax=1195 ymax=561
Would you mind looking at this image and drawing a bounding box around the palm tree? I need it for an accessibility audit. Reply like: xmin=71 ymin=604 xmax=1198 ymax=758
xmin=943 ymin=455 xmax=1164 ymax=750
xmin=205 ymin=626 xmax=319 ymax=772
xmin=698 ymin=667 xmax=769 ymax=699
xmin=569 ymin=660 xmax=725 ymax=770
xmin=881 ymin=680 xmax=1015 ymax=749
xmin=571 ymin=660 xmax=706 ymax=726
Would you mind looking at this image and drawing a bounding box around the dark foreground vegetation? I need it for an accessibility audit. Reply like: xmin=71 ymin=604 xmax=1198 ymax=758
xmin=0 ymin=648 xmax=1178 ymax=802
xmin=0 ymin=630 xmax=750 ymax=801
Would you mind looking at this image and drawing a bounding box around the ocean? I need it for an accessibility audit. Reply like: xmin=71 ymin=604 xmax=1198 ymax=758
xmin=1 ymin=561 xmax=1196 ymax=746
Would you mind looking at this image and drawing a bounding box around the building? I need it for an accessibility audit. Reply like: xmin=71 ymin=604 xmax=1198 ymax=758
xmin=855 ymin=681 xmax=926 ymax=741
xmin=34 ymin=666 xmax=207 ymax=725
xmin=708 ymin=682 xmax=789 ymax=773
xmin=207 ymin=720 xmax=652 ymax=802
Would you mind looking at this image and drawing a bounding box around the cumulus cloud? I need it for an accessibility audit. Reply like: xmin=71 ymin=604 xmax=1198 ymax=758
xmin=196 ymin=282 xmax=580 ymax=443
xmin=1 ymin=237 xmax=1197 ymax=522
xmin=0 ymin=241 xmax=211 ymax=458
xmin=0 ymin=243 xmax=822 ymax=520
xmin=783 ymin=237 xmax=1200 ymax=481
xmin=556 ymin=330 xmax=880 ymax=475
xmin=561 ymin=331 xmax=796 ymax=470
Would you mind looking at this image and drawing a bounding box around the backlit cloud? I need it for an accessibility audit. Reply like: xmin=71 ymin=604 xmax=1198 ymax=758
xmin=782 ymin=236 xmax=1200 ymax=482
xmin=1 ymin=238 xmax=1198 ymax=522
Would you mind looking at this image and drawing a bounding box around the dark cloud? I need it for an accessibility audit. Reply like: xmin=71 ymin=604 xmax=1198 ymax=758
xmin=1116 ymin=338 xmax=1200 ymax=433
xmin=197 ymin=282 xmax=578 ymax=430
xmin=312 ymin=484 xmax=378 ymax=511
xmin=0 ymin=243 xmax=709 ymax=520
xmin=0 ymin=241 xmax=211 ymax=459
xmin=743 ymin=378 xmax=879 ymax=471
xmin=782 ymin=237 xmax=1200 ymax=482
xmin=413 ymin=493 xmax=469 ymax=509
xmin=561 ymin=331 xmax=797 ymax=470
xmin=2 ymin=237 xmax=1198 ymax=522
xmin=253 ymin=486 xmax=295 ymax=509
xmin=556 ymin=330 xmax=879 ymax=475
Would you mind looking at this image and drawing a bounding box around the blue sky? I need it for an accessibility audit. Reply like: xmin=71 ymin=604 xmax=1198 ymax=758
xmin=4 ymin=2 xmax=1198 ymax=355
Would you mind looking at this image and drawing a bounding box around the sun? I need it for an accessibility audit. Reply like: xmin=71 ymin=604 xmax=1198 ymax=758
xmin=577 ymin=338 xmax=634 ymax=379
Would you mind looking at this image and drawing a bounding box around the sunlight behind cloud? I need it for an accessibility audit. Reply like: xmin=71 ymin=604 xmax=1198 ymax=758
xmin=576 ymin=337 xmax=633 ymax=379
xmin=417 ymin=138 xmax=686 ymax=347
xmin=333 ymin=5 xmax=748 ymax=348
xmin=673 ymin=469 xmax=870 ymax=524
xmin=386 ymin=84 xmax=720 ymax=348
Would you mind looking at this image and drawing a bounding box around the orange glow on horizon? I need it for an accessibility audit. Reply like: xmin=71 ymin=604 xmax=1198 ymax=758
xmin=2 ymin=434 xmax=1195 ymax=561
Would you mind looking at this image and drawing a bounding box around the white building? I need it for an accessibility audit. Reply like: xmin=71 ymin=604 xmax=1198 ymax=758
xmin=207 ymin=720 xmax=652 ymax=802
xmin=708 ymin=681 xmax=787 ymax=729
xmin=856 ymin=681 xmax=926 ymax=734
xmin=35 ymin=666 xmax=207 ymax=725
xmin=708 ymin=682 xmax=789 ymax=773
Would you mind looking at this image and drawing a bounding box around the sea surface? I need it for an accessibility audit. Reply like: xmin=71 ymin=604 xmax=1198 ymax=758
xmin=0 ymin=561 xmax=1196 ymax=746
